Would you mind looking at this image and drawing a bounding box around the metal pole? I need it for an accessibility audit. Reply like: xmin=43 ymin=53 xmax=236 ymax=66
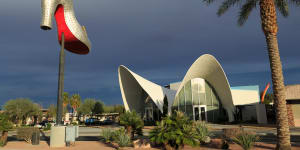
xmin=56 ymin=33 xmax=65 ymax=126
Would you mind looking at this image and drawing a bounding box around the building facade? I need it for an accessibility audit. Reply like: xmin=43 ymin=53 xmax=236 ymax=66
xmin=118 ymin=54 xmax=266 ymax=123
xmin=286 ymin=84 xmax=300 ymax=127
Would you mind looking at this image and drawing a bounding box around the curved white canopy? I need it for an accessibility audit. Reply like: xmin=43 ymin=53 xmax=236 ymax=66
xmin=118 ymin=65 xmax=176 ymax=113
xmin=175 ymin=54 xmax=235 ymax=121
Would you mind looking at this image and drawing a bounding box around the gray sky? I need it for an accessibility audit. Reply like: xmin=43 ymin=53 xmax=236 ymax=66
xmin=0 ymin=0 xmax=300 ymax=108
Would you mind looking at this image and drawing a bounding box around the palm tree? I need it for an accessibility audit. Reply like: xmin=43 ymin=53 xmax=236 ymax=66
xmin=70 ymin=94 xmax=81 ymax=121
xmin=63 ymin=92 xmax=70 ymax=108
xmin=203 ymin=0 xmax=300 ymax=149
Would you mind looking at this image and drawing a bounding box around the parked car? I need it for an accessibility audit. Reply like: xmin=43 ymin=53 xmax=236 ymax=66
xmin=85 ymin=118 xmax=96 ymax=126
xmin=101 ymin=119 xmax=113 ymax=125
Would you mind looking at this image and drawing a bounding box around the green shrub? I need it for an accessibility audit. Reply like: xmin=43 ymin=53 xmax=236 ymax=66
xmin=0 ymin=113 xmax=13 ymax=147
xmin=223 ymin=128 xmax=243 ymax=143
xmin=0 ymin=114 xmax=13 ymax=132
xmin=43 ymin=123 xmax=51 ymax=131
xmin=232 ymin=131 xmax=259 ymax=150
xmin=0 ymin=140 xmax=6 ymax=147
xmin=72 ymin=122 xmax=78 ymax=126
xmin=100 ymin=128 xmax=115 ymax=142
xmin=149 ymin=111 xmax=198 ymax=150
xmin=194 ymin=122 xmax=212 ymax=144
xmin=119 ymin=111 xmax=144 ymax=139
xmin=114 ymin=128 xmax=131 ymax=147
xmin=17 ymin=127 xmax=39 ymax=143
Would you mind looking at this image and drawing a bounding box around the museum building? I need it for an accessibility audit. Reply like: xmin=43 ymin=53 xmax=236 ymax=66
xmin=118 ymin=54 xmax=267 ymax=123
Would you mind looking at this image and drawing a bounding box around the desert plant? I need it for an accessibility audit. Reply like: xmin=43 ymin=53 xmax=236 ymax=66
xmin=43 ymin=123 xmax=51 ymax=131
xmin=119 ymin=111 xmax=144 ymax=139
xmin=149 ymin=111 xmax=198 ymax=150
xmin=194 ymin=122 xmax=212 ymax=144
xmin=100 ymin=128 xmax=115 ymax=143
xmin=223 ymin=128 xmax=243 ymax=143
xmin=17 ymin=127 xmax=39 ymax=143
xmin=114 ymin=128 xmax=131 ymax=147
xmin=232 ymin=132 xmax=259 ymax=150
xmin=0 ymin=140 xmax=5 ymax=147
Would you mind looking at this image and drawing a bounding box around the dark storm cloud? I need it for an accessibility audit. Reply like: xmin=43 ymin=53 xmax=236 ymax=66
xmin=1 ymin=0 xmax=300 ymax=107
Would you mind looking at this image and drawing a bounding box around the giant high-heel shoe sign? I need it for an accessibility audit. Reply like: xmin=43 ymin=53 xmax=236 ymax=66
xmin=41 ymin=0 xmax=91 ymax=54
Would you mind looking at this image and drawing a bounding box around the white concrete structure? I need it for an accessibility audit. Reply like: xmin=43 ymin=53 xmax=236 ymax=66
xmin=174 ymin=54 xmax=235 ymax=122
xmin=118 ymin=54 xmax=266 ymax=123
xmin=119 ymin=54 xmax=235 ymax=122
xmin=118 ymin=65 xmax=176 ymax=115
xmin=50 ymin=126 xmax=66 ymax=147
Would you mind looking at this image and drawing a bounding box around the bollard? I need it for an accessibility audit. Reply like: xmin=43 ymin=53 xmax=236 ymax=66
xmin=31 ymin=130 xmax=40 ymax=145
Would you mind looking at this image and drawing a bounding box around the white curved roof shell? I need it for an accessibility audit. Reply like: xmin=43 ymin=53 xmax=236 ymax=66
xmin=118 ymin=66 xmax=176 ymax=114
xmin=118 ymin=54 xmax=235 ymax=122
xmin=175 ymin=54 xmax=235 ymax=122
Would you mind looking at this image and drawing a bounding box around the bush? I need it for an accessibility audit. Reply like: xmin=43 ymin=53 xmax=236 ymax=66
xmin=149 ymin=111 xmax=198 ymax=150
xmin=17 ymin=127 xmax=39 ymax=143
xmin=72 ymin=122 xmax=78 ymax=126
xmin=119 ymin=111 xmax=144 ymax=139
xmin=0 ymin=140 xmax=5 ymax=147
xmin=100 ymin=128 xmax=115 ymax=143
xmin=194 ymin=122 xmax=212 ymax=144
xmin=232 ymin=131 xmax=259 ymax=150
xmin=0 ymin=113 xmax=13 ymax=146
xmin=43 ymin=123 xmax=51 ymax=131
xmin=223 ymin=128 xmax=243 ymax=143
xmin=114 ymin=128 xmax=131 ymax=147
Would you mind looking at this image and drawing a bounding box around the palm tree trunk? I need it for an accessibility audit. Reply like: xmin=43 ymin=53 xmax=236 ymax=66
xmin=260 ymin=0 xmax=291 ymax=149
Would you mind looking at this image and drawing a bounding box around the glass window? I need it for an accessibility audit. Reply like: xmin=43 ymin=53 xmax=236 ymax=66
xmin=179 ymin=89 xmax=185 ymax=112
xmin=185 ymin=105 xmax=193 ymax=120
xmin=192 ymin=80 xmax=199 ymax=105
xmin=205 ymin=82 xmax=212 ymax=106
xmin=185 ymin=81 xmax=192 ymax=105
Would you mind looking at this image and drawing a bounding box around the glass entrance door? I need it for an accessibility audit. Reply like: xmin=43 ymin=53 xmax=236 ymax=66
xmin=145 ymin=107 xmax=153 ymax=121
xmin=193 ymin=105 xmax=207 ymax=121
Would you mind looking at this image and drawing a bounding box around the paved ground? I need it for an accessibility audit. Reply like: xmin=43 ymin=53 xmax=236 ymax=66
xmin=3 ymin=124 xmax=300 ymax=150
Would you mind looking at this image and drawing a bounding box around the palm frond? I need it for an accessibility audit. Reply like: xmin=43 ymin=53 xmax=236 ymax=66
xmin=217 ymin=0 xmax=243 ymax=16
xmin=237 ymin=0 xmax=258 ymax=26
xmin=275 ymin=0 xmax=289 ymax=17
xmin=203 ymin=0 xmax=217 ymax=5
xmin=290 ymin=0 xmax=300 ymax=6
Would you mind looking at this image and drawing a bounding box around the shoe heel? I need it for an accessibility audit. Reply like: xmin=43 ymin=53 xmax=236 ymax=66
xmin=41 ymin=0 xmax=57 ymax=30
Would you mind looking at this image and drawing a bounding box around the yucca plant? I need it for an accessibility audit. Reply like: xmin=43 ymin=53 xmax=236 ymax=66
xmin=100 ymin=128 xmax=115 ymax=143
xmin=113 ymin=128 xmax=131 ymax=147
xmin=149 ymin=111 xmax=198 ymax=150
xmin=232 ymin=132 xmax=259 ymax=150
xmin=194 ymin=122 xmax=212 ymax=144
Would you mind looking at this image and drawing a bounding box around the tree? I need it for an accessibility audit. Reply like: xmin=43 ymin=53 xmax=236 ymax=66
xmin=203 ymin=0 xmax=299 ymax=148
xmin=63 ymin=92 xmax=70 ymax=108
xmin=77 ymin=98 xmax=96 ymax=115
xmin=0 ymin=113 xmax=13 ymax=146
xmin=3 ymin=98 xmax=42 ymax=125
xmin=70 ymin=93 xmax=81 ymax=113
xmin=163 ymin=95 xmax=168 ymax=117
xmin=47 ymin=104 xmax=57 ymax=119
xmin=92 ymin=101 xmax=104 ymax=115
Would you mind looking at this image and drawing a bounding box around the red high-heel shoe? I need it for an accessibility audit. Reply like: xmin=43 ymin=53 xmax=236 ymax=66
xmin=41 ymin=0 xmax=91 ymax=54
